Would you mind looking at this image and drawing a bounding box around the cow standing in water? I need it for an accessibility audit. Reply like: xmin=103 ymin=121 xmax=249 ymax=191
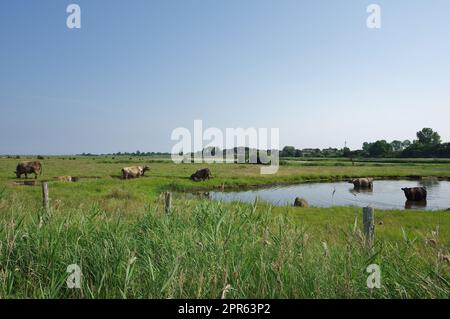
xmin=349 ymin=178 xmax=374 ymax=189
xmin=121 ymin=166 xmax=150 ymax=179
xmin=15 ymin=161 xmax=42 ymax=179
xmin=402 ymin=187 xmax=427 ymax=201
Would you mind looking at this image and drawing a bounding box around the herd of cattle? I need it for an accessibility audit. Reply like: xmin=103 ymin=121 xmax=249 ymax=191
xmin=14 ymin=160 xmax=212 ymax=182
xmin=13 ymin=161 xmax=426 ymax=202
xmin=121 ymin=166 xmax=212 ymax=181
xmin=349 ymin=177 xmax=427 ymax=201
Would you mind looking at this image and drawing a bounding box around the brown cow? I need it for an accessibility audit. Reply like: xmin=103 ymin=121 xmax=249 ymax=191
xmin=191 ymin=168 xmax=212 ymax=181
xmin=402 ymin=187 xmax=427 ymax=201
xmin=122 ymin=166 xmax=150 ymax=179
xmin=15 ymin=161 xmax=42 ymax=179
xmin=349 ymin=178 xmax=373 ymax=189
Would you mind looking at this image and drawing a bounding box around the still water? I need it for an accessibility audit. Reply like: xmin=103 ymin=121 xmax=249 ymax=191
xmin=204 ymin=180 xmax=450 ymax=210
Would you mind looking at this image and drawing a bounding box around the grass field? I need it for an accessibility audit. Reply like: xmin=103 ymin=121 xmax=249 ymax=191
xmin=1 ymin=156 xmax=450 ymax=298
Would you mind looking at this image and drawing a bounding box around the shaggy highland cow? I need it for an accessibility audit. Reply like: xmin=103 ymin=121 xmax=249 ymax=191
xmin=15 ymin=161 xmax=42 ymax=179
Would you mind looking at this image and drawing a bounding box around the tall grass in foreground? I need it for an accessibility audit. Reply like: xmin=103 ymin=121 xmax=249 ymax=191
xmin=0 ymin=196 xmax=450 ymax=299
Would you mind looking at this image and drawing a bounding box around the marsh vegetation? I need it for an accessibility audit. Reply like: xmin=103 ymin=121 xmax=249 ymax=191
xmin=1 ymin=156 xmax=450 ymax=298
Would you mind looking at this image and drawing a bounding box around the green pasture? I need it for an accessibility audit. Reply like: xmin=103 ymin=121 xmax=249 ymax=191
xmin=1 ymin=156 xmax=450 ymax=298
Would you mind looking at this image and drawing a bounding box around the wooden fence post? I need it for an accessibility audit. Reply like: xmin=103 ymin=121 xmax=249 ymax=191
xmin=363 ymin=206 xmax=375 ymax=248
xmin=164 ymin=192 xmax=172 ymax=214
xmin=42 ymin=182 xmax=49 ymax=210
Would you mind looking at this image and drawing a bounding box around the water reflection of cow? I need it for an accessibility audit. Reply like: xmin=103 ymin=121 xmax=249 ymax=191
xmin=405 ymin=200 xmax=427 ymax=209
xmin=349 ymin=187 xmax=374 ymax=196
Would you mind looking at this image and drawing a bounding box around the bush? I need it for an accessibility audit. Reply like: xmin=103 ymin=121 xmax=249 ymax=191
xmin=105 ymin=187 xmax=136 ymax=200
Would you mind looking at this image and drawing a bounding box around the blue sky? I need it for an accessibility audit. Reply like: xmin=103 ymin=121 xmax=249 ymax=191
xmin=1 ymin=0 xmax=449 ymax=154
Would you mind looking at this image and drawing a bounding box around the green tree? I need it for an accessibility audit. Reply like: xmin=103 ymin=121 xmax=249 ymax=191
xmin=366 ymin=140 xmax=392 ymax=157
xmin=416 ymin=128 xmax=441 ymax=146
xmin=362 ymin=142 xmax=371 ymax=153
xmin=402 ymin=140 xmax=411 ymax=149
xmin=390 ymin=140 xmax=404 ymax=153
xmin=294 ymin=149 xmax=303 ymax=157
xmin=342 ymin=147 xmax=351 ymax=157
xmin=281 ymin=146 xmax=296 ymax=157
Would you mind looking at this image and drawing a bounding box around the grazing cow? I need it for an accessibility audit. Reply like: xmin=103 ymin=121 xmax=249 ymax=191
xmin=54 ymin=176 xmax=72 ymax=182
xmin=15 ymin=161 xmax=42 ymax=179
xmin=349 ymin=178 xmax=373 ymax=189
xmin=121 ymin=166 xmax=150 ymax=179
xmin=190 ymin=168 xmax=212 ymax=181
xmin=402 ymin=187 xmax=427 ymax=201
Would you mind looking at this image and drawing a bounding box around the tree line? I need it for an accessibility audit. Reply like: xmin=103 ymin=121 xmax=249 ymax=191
xmin=72 ymin=128 xmax=448 ymax=159
xmin=281 ymin=128 xmax=450 ymax=158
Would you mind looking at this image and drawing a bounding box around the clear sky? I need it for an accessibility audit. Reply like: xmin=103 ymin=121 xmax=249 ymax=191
xmin=1 ymin=0 xmax=449 ymax=154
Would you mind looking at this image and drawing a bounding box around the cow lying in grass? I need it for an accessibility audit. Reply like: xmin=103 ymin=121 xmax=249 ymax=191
xmin=121 ymin=166 xmax=150 ymax=179
xmin=54 ymin=176 xmax=72 ymax=182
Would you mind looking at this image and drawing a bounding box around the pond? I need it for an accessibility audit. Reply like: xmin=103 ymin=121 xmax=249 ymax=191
xmin=200 ymin=179 xmax=450 ymax=210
